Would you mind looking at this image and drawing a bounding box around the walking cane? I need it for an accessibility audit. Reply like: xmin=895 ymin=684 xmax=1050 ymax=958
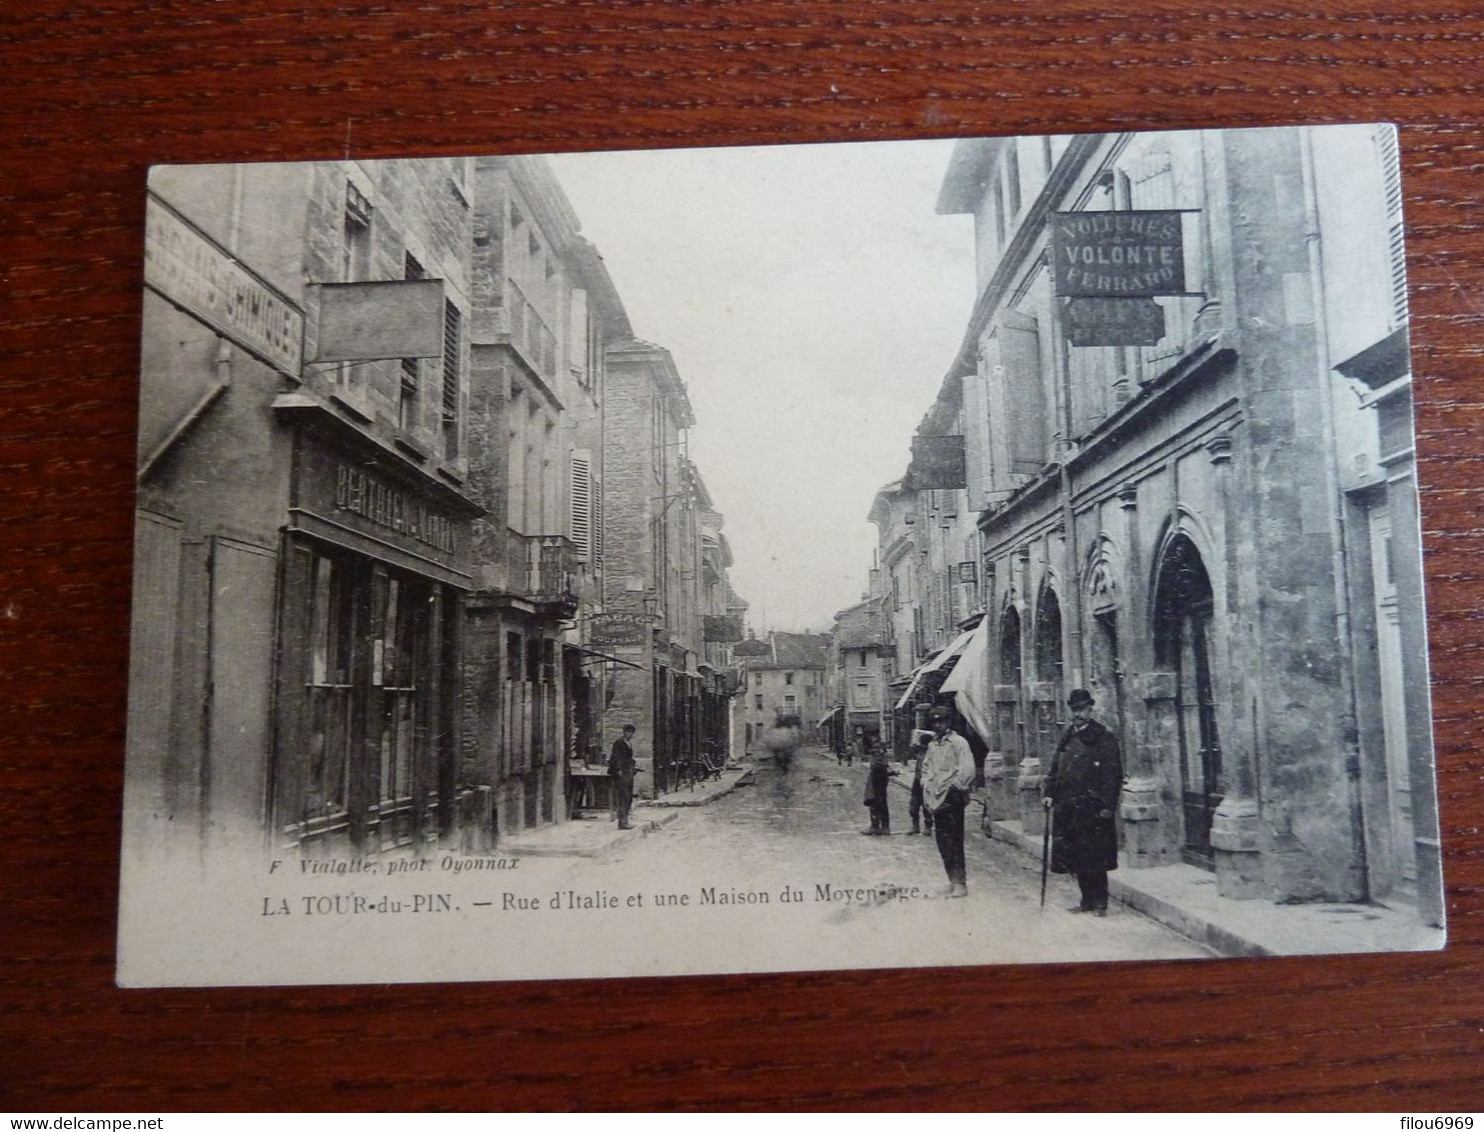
xmin=1039 ymin=807 xmax=1052 ymax=910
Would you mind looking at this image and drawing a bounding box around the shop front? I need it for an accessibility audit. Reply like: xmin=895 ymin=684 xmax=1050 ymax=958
xmin=270 ymin=406 xmax=481 ymax=855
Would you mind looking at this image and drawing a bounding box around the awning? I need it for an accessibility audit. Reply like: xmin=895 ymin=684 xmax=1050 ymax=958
xmin=893 ymin=627 xmax=978 ymax=710
xmin=569 ymin=644 xmax=646 ymax=671
xmin=818 ymin=706 xmax=842 ymax=727
xmin=940 ymin=619 xmax=991 ymax=744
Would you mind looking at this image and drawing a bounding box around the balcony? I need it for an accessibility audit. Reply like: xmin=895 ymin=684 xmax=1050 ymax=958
xmin=508 ymin=533 xmax=579 ymax=614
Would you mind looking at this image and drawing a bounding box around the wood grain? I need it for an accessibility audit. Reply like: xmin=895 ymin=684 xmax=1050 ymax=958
xmin=3 ymin=0 xmax=1483 ymax=1112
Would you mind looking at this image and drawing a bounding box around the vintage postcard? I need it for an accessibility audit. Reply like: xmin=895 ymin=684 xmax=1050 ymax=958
xmin=119 ymin=123 xmax=1444 ymax=987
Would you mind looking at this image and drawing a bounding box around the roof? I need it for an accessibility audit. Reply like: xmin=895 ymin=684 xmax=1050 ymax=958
xmin=739 ymin=631 xmax=831 ymax=669
xmin=833 ymin=601 xmax=886 ymax=650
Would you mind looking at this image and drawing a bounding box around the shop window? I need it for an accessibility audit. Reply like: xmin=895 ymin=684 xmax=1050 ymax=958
xmin=305 ymin=552 xmax=355 ymax=822
xmin=376 ymin=573 xmax=429 ymax=849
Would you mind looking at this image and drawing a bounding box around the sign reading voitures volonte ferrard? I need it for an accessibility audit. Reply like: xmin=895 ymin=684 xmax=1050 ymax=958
xmin=1050 ymin=210 xmax=1187 ymax=297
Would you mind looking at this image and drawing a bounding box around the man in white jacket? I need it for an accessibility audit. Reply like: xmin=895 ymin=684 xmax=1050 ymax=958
xmin=920 ymin=705 xmax=977 ymax=898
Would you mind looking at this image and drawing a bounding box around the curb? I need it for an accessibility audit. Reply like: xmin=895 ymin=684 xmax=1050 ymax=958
xmin=505 ymin=810 xmax=681 ymax=859
xmin=645 ymin=767 xmax=754 ymax=808
xmin=985 ymin=817 xmax=1267 ymax=957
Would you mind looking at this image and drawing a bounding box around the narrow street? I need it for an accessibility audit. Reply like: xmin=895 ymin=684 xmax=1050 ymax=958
xmin=547 ymin=746 xmax=1211 ymax=972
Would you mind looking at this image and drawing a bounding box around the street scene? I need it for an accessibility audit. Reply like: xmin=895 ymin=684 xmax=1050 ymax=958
xmin=119 ymin=123 xmax=1444 ymax=986
xmin=530 ymin=746 xmax=1212 ymax=967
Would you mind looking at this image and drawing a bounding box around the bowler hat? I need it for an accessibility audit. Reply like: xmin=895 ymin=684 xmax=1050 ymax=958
xmin=928 ymin=705 xmax=952 ymax=720
xmin=1068 ymin=688 xmax=1094 ymax=709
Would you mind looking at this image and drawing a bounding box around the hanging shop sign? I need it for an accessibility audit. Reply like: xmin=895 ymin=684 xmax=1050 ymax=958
xmin=311 ymin=279 xmax=446 ymax=362
xmin=1062 ymin=296 xmax=1167 ymax=347
xmin=144 ymin=195 xmax=304 ymax=377
xmin=907 ymin=434 xmax=967 ymax=490
xmin=703 ymin=614 xmax=745 ymax=643
xmin=1050 ymin=210 xmax=1188 ymax=298
xmin=588 ymin=611 xmax=652 ymax=648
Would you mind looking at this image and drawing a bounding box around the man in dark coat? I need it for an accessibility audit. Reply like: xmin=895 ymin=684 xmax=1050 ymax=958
xmin=608 ymin=723 xmax=637 ymax=830
xmin=861 ymin=741 xmax=893 ymax=835
xmin=1042 ymin=689 xmax=1123 ymax=916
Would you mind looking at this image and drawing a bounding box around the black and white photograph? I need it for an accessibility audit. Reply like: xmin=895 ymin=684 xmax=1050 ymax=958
xmin=118 ymin=123 xmax=1445 ymax=988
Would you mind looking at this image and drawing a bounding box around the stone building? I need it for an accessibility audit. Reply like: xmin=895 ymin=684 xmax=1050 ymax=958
xmin=460 ymin=155 xmax=636 ymax=843
xmin=739 ymin=632 xmax=832 ymax=750
xmin=129 ymin=158 xmax=483 ymax=858
xmin=911 ymin=124 xmax=1440 ymax=924
xmin=598 ymin=340 xmax=701 ymax=797
xmin=825 ymin=598 xmax=893 ymax=757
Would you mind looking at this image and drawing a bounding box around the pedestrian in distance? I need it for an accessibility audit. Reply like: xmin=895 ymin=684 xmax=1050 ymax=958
xmin=609 ymin=723 xmax=638 ymax=830
xmin=921 ymin=705 xmax=976 ymax=897
xmin=861 ymin=740 xmax=895 ymax=835
xmin=1042 ymin=688 xmax=1124 ymax=916
xmin=908 ymin=728 xmax=935 ymax=836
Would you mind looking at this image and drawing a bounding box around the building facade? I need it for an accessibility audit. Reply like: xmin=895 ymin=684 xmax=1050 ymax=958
xmin=130 ymin=159 xmax=483 ymax=859
xmin=600 ymin=341 xmax=703 ymax=797
xmin=459 ymin=156 xmax=633 ymax=844
xmin=906 ymin=125 xmax=1440 ymax=923
xmin=128 ymin=154 xmax=746 ymax=860
xmin=826 ymin=598 xmax=893 ymax=757
xmin=739 ymin=632 xmax=832 ymax=750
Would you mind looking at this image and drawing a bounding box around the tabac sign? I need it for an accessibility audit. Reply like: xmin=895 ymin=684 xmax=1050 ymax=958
xmin=1050 ymin=210 xmax=1188 ymax=298
xmin=588 ymin=611 xmax=652 ymax=649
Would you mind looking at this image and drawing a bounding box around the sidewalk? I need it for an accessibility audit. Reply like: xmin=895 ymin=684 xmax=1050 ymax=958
xmin=887 ymin=775 xmax=1443 ymax=957
xmin=501 ymin=766 xmax=753 ymax=858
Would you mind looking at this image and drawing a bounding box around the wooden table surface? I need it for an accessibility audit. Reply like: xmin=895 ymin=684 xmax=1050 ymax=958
xmin=4 ymin=0 xmax=1483 ymax=1112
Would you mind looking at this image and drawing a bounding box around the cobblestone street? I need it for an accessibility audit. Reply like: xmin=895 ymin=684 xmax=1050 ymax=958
xmin=544 ymin=746 xmax=1211 ymax=973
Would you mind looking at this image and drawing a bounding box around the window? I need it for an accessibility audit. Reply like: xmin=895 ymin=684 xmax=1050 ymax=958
xmin=754 ymin=672 xmax=762 ymax=686
xmin=754 ymin=694 xmax=763 ymax=710
xmin=785 ymin=671 xmax=794 ymax=686
xmin=342 ymin=183 xmax=372 ymax=282
xmin=442 ymin=300 xmax=462 ymax=459
xmin=400 ymin=253 xmax=426 ymax=432
xmin=339 ymin=183 xmax=373 ymax=389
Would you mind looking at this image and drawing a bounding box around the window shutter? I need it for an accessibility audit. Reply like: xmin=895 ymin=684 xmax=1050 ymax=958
xmin=998 ymin=309 xmax=1046 ymax=476
xmin=1128 ymin=146 xmax=1186 ymax=370
xmin=570 ymin=449 xmax=593 ymax=561
xmin=1377 ymin=127 xmax=1408 ymax=330
xmin=963 ymin=365 xmax=993 ymax=511
xmin=593 ymin=474 xmax=604 ymax=570
xmin=442 ymin=300 xmax=463 ymax=458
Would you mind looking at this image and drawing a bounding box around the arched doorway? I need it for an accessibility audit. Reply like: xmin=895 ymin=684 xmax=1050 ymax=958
xmin=1153 ymin=533 xmax=1222 ymax=868
xmin=1033 ymin=586 xmax=1065 ymax=760
xmin=996 ymin=607 xmax=1024 ymax=768
xmin=1086 ymin=544 xmax=1127 ymax=740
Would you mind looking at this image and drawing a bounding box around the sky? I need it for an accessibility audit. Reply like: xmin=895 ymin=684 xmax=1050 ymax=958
xmin=550 ymin=139 xmax=976 ymax=635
